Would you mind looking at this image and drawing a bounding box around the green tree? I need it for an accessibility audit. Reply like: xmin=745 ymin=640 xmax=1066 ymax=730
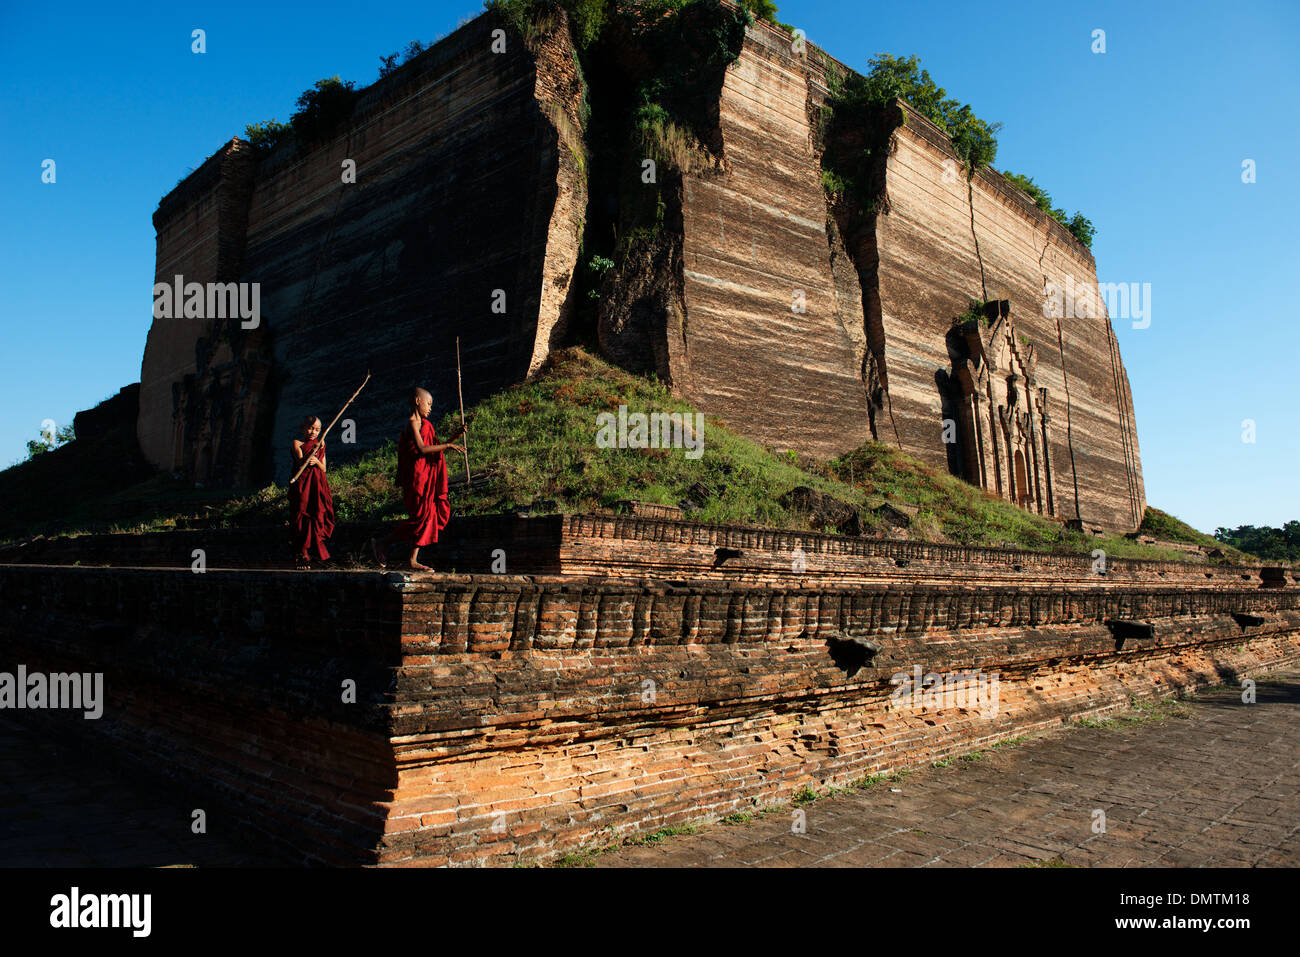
xmin=1214 ymin=522 xmax=1300 ymax=562
xmin=1066 ymin=213 xmax=1095 ymax=248
xmin=243 ymin=119 xmax=290 ymax=154
xmin=26 ymin=423 xmax=75 ymax=460
xmin=290 ymin=76 xmax=359 ymax=144
xmin=1001 ymin=171 xmax=1096 ymax=249
xmin=743 ymin=0 xmax=780 ymax=24
xmin=857 ymin=54 xmax=1001 ymax=172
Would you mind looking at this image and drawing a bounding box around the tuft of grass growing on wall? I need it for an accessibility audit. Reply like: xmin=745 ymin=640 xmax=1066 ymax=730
xmin=633 ymin=103 xmax=710 ymax=173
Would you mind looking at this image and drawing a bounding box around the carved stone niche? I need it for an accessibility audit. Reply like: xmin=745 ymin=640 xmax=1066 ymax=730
xmin=947 ymin=301 xmax=1055 ymax=516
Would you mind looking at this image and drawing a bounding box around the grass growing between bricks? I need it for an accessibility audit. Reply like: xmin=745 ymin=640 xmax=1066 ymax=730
xmin=552 ymin=823 xmax=701 ymax=868
xmin=1019 ymin=856 xmax=1077 ymax=868
xmin=1073 ymin=695 xmax=1192 ymax=730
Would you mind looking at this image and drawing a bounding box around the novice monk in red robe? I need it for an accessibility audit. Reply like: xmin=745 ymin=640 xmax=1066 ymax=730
xmin=371 ymin=388 xmax=466 ymax=571
xmin=289 ymin=416 xmax=336 ymax=566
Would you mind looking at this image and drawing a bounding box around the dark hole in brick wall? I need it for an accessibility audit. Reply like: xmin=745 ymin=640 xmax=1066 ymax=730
xmin=826 ymin=634 xmax=881 ymax=678
xmin=1106 ymin=618 xmax=1155 ymax=653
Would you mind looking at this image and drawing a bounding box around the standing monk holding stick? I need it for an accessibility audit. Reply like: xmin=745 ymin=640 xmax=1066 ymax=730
xmin=371 ymin=388 xmax=467 ymax=571
xmin=287 ymin=372 xmax=369 ymax=567
xmin=288 ymin=415 xmax=335 ymax=567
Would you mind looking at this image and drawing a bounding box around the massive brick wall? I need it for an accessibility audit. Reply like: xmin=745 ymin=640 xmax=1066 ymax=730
xmin=138 ymin=10 xmax=586 ymax=485
xmin=867 ymin=106 xmax=1145 ymax=531
xmin=2 ymin=559 xmax=1297 ymax=865
xmin=629 ymin=15 xmax=1145 ymax=530
xmin=136 ymin=7 xmax=1145 ymax=530
xmin=138 ymin=142 xmax=256 ymax=473
xmin=676 ymin=22 xmax=873 ymax=458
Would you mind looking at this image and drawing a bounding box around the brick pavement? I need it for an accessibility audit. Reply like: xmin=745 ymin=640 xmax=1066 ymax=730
xmin=588 ymin=671 xmax=1300 ymax=868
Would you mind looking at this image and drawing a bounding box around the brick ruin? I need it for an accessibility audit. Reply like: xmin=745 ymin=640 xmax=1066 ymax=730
xmin=136 ymin=3 xmax=1144 ymax=531
xmin=3 ymin=4 xmax=1208 ymax=866
xmin=2 ymin=516 xmax=1297 ymax=865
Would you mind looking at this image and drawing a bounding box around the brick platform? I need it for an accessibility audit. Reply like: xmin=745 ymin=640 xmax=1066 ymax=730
xmin=2 ymin=550 xmax=1298 ymax=866
xmin=2 ymin=513 xmax=1293 ymax=590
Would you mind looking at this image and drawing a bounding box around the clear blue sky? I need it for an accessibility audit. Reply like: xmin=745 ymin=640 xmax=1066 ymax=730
xmin=1 ymin=0 xmax=1295 ymax=532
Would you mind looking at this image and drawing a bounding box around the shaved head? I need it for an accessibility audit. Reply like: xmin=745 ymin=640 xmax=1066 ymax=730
xmin=410 ymin=387 xmax=432 ymax=413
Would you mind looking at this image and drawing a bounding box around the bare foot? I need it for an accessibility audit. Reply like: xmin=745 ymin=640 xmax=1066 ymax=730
xmin=408 ymin=560 xmax=432 ymax=572
xmin=369 ymin=538 xmax=387 ymax=568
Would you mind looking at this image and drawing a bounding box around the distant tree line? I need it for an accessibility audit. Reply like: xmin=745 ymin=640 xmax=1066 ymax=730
xmin=1214 ymin=522 xmax=1300 ymax=562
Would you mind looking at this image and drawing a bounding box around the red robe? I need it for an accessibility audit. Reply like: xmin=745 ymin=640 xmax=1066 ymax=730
xmin=289 ymin=438 xmax=335 ymax=559
xmin=396 ymin=418 xmax=450 ymax=547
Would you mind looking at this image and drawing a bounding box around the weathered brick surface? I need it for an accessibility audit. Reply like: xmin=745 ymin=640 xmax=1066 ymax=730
xmin=1 ymin=557 xmax=1297 ymax=866
xmin=139 ymin=140 xmax=256 ymax=475
xmin=138 ymin=10 xmax=586 ymax=486
xmin=677 ymin=20 xmax=872 ymax=458
xmin=661 ymin=14 xmax=1146 ymax=530
xmin=865 ymin=105 xmax=1144 ymax=530
xmin=134 ymin=6 xmax=1146 ymax=532
xmin=593 ymin=671 xmax=1300 ymax=868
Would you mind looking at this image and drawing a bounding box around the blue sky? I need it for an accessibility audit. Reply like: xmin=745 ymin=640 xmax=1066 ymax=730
xmin=1 ymin=0 xmax=1295 ymax=532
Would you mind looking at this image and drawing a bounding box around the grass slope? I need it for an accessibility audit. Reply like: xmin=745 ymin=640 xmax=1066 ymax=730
xmin=1139 ymin=507 xmax=1228 ymax=551
xmin=0 ymin=348 xmax=1245 ymax=563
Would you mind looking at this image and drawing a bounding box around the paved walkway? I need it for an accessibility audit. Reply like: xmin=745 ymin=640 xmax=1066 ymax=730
xmin=590 ymin=670 xmax=1300 ymax=868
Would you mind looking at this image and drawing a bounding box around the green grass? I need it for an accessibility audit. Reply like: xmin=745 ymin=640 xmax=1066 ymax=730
xmin=1019 ymin=856 xmax=1076 ymax=868
xmin=625 ymin=823 xmax=699 ymax=846
xmin=791 ymin=786 xmax=819 ymax=807
xmin=851 ymin=768 xmax=911 ymax=790
xmin=0 ymin=348 xmax=1250 ymax=564
xmin=1139 ymin=506 xmax=1221 ymax=549
xmin=1074 ymin=695 xmax=1191 ymax=730
xmin=823 ymin=442 xmax=1207 ymax=560
xmin=551 ymin=822 xmax=699 ymax=867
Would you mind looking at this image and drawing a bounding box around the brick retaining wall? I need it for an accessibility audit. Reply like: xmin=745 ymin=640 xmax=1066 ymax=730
xmin=1 ymin=562 xmax=1297 ymax=865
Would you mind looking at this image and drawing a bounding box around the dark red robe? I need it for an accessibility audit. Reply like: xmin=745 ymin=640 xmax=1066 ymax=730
xmin=396 ymin=418 xmax=450 ymax=547
xmin=289 ymin=438 xmax=335 ymax=560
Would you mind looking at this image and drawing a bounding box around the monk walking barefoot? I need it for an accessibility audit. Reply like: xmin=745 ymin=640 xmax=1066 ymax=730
xmin=289 ymin=416 xmax=335 ymax=567
xmin=372 ymin=387 xmax=465 ymax=571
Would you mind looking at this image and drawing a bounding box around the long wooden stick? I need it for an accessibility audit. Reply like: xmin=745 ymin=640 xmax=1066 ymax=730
xmin=289 ymin=371 xmax=371 ymax=485
xmin=455 ymin=337 xmax=471 ymax=483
